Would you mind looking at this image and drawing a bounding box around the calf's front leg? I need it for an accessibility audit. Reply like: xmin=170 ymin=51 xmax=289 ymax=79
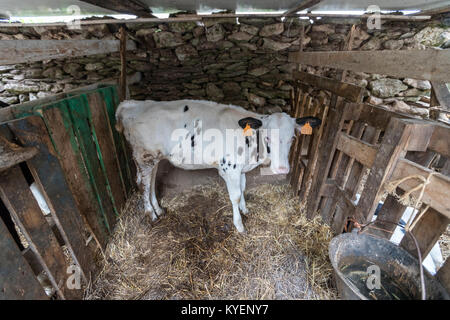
xmin=220 ymin=169 xmax=245 ymax=233
xmin=239 ymin=173 xmax=248 ymax=215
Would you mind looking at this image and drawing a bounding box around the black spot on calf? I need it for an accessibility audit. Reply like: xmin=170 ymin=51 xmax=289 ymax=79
xmin=184 ymin=105 xmax=189 ymax=112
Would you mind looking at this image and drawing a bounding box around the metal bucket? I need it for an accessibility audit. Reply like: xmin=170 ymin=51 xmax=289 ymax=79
xmin=329 ymin=231 xmax=449 ymax=300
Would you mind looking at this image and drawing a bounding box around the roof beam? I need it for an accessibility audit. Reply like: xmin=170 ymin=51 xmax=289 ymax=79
xmin=283 ymin=0 xmax=323 ymax=16
xmin=0 ymin=13 xmax=431 ymax=28
xmin=80 ymin=0 xmax=155 ymax=17
xmin=0 ymin=40 xmax=137 ymax=65
xmin=288 ymin=50 xmax=450 ymax=82
xmin=414 ymin=5 xmax=450 ymax=16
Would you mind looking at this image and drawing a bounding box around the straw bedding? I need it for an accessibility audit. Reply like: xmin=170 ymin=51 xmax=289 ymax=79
xmin=84 ymin=183 xmax=337 ymax=300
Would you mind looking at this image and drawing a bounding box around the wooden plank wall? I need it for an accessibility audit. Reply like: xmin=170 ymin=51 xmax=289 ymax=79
xmin=290 ymin=72 xmax=450 ymax=292
xmin=0 ymin=85 xmax=132 ymax=299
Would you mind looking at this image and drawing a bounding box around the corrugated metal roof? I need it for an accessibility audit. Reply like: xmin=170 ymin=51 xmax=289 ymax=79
xmin=1 ymin=0 xmax=115 ymax=17
xmin=143 ymin=0 xmax=449 ymax=13
xmin=1 ymin=0 xmax=449 ymax=18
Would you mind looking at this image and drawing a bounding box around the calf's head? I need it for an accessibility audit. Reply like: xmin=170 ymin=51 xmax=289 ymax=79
xmin=240 ymin=113 xmax=321 ymax=174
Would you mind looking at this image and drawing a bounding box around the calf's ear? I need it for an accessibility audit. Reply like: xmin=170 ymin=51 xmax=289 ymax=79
xmin=238 ymin=117 xmax=263 ymax=129
xmin=296 ymin=116 xmax=322 ymax=128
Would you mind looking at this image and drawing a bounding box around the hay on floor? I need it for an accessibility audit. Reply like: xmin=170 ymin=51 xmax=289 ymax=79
xmin=84 ymin=183 xmax=337 ymax=300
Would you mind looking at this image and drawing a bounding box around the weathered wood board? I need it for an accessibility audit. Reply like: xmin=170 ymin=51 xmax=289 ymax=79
xmin=0 ymin=217 xmax=47 ymax=300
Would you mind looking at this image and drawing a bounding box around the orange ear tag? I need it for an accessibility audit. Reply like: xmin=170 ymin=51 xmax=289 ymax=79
xmin=300 ymin=122 xmax=313 ymax=135
xmin=243 ymin=123 xmax=253 ymax=136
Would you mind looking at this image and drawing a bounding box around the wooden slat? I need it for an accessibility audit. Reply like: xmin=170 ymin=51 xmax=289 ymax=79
xmin=293 ymin=71 xmax=364 ymax=103
xmin=428 ymin=125 xmax=450 ymax=159
xmin=354 ymin=118 xmax=414 ymax=223
xmin=369 ymin=193 xmax=407 ymax=239
xmin=0 ymin=40 xmax=137 ymax=65
xmin=299 ymin=102 xmax=330 ymax=202
xmin=0 ymin=135 xmax=37 ymax=172
xmin=290 ymin=95 xmax=313 ymax=190
xmin=0 ymin=166 xmax=70 ymax=299
xmin=400 ymin=208 xmax=449 ymax=259
xmin=389 ymin=158 xmax=450 ymax=219
xmin=356 ymin=104 xmax=411 ymax=129
xmin=335 ymin=122 xmax=366 ymax=188
xmin=437 ymin=258 xmax=450 ymax=293
xmin=119 ymin=27 xmax=128 ymax=102
xmin=306 ymin=102 xmax=349 ymax=219
xmin=98 ymin=86 xmax=134 ymax=194
xmin=8 ymin=116 xmax=91 ymax=283
xmin=335 ymin=132 xmax=378 ymax=168
xmin=42 ymin=104 xmax=109 ymax=247
xmin=288 ymin=50 xmax=450 ymax=82
xmin=430 ymin=81 xmax=450 ymax=112
xmin=332 ymin=187 xmax=357 ymax=234
xmin=67 ymin=95 xmax=117 ymax=230
xmin=0 ymin=217 xmax=48 ymax=300
xmin=87 ymin=92 xmax=126 ymax=211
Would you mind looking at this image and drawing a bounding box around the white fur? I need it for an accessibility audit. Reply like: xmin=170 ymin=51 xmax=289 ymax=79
xmin=117 ymin=99 xmax=300 ymax=232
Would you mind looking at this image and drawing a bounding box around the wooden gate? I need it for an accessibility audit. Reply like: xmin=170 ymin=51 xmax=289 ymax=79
xmin=0 ymin=84 xmax=134 ymax=299
xmin=289 ymin=71 xmax=450 ymax=295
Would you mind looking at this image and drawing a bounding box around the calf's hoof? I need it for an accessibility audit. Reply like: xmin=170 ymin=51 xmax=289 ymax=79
xmin=240 ymin=207 xmax=249 ymax=215
xmin=145 ymin=210 xmax=158 ymax=222
xmin=155 ymin=207 xmax=166 ymax=217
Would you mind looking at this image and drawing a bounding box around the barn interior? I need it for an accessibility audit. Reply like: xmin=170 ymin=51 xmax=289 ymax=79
xmin=0 ymin=0 xmax=449 ymax=300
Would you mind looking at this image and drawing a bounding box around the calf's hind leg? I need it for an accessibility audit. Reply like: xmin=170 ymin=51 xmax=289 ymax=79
xmin=139 ymin=163 xmax=158 ymax=221
xmin=150 ymin=161 xmax=164 ymax=217
xmin=239 ymin=173 xmax=248 ymax=215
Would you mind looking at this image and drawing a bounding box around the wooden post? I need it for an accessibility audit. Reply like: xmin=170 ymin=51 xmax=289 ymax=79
xmin=119 ymin=27 xmax=127 ymax=102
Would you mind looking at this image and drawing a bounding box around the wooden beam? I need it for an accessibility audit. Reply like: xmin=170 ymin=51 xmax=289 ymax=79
xmin=119 ymin=27 xmax=127 ymax=102
xmin=437 ymin=258 xmax=450 ymax=293
xmin=293 ymin=71 xmax=364 ymax=103
xmin=289 ymin=50 xmax=450 ymax=82
xmin=430 ymin=81 xmax=450 ymax=111
xmin=389 ymin=158 xmax=450 ymax=219
xmin=0 ymin=14 xmax=431 ymax=28
xmin=80 ymin=0 xmax=154 ymax=17
xmin=283 ymin=0 xmax=323 ymax=16
xmin=0 ymin=40 xmax=137 ymax=65
xmin=414 ymin=5 xmax=450 ymax=16
xmin=335 ymin=132 xmax=378 ymax=168
xmin=428 ymin=124 xmax=450 ymax=158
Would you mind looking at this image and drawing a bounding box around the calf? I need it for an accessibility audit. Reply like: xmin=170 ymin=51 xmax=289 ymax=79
xmin=116 ymin=99 xmax=320 ymax=233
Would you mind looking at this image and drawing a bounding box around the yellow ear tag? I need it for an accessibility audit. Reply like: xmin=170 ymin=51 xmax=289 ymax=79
xmin=243 ymin=123 xmax=253 ymax=136
xmin=300 ymin=122 xmax=313 ymax=135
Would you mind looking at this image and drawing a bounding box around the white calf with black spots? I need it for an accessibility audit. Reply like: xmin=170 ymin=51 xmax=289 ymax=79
xmin=116 ymin=99 xmax=320 ymax=232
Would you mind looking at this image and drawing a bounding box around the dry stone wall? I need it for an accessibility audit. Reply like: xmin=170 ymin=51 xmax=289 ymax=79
xmin=0 ymin=15 xmax=448 ymax=118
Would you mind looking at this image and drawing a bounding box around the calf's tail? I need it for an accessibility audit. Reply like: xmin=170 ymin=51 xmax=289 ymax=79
xmin=115 ymin=103 xmax=126 ymax=133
